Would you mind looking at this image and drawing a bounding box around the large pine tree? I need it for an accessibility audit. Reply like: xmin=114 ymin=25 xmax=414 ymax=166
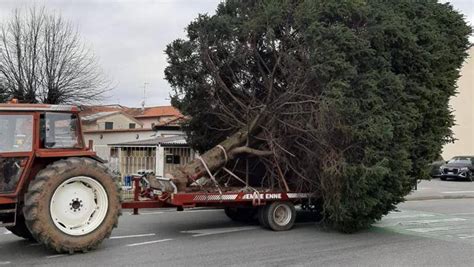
xmin=165 ymin=0 xmax=471 ymax=232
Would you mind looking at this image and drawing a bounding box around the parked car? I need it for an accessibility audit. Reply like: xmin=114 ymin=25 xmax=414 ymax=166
xmin=439 ymin=156 xmax=474 ymax=181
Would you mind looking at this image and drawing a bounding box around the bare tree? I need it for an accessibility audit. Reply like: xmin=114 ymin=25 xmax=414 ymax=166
xmin=0 ymin=7 xmax=109 ymax=104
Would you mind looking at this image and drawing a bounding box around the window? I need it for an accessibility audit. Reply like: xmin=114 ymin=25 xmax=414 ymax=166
xmin=43 ymin=113 xmax=81 ymax=149
xmin=105 ymin=122 xmax=113 ymax=130
xmin=0 ymin=115 xmax=33 ymax=152
xmin=129 ymin=123 xmax=136 ymax=129
xmin=448 ymin=157 xmax=474 ymax=165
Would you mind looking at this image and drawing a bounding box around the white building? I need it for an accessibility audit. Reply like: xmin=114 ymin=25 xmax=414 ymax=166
xmin=442 ymin=47 xmax=474 ymax=159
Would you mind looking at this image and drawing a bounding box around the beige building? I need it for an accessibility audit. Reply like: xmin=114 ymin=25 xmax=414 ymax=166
xmin=82 ymin=111 xmax=144 ymax=131
xmin=442 ymin=47 xmax=474 ymax=159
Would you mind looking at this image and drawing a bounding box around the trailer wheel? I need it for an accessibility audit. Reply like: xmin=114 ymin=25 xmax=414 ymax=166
xmin=262 ymin=201 xmax=296 ymax=231
xmin=6 ymin=212 xmax=34 ymax=240
xmin=224 ymin=207 xmax=257 ymax=223
xmin=23 ymin=158 xmax=121 ymax=253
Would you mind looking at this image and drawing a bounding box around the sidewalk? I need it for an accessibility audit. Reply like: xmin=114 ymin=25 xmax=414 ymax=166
xmin=406 ymin=178 xmax=474 ymax=201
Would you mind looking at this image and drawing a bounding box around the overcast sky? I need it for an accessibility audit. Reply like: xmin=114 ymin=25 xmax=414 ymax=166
xmin=0 ymin=0 xmax=472 ymax=107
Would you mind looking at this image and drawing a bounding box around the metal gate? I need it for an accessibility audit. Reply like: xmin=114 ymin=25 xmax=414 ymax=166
xmin=163 ymin=147 xmax=193 ymax=174
xmin=103 ymin=146 xmax=156 ymax=176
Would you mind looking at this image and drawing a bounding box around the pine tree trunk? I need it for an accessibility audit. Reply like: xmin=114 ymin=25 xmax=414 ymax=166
xmin=168 ymin=128 xmax=252 ymax=191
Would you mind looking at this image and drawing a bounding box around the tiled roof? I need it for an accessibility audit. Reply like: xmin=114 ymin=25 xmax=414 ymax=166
xmin=134 ymin=106 xmax=183 ymax=118
xmin=153 ymin=116 xmax=187 ymax=128
xmin=80 ymin=105 xmax=183 ymax=119
xmin=79 ymin=105 xmax=127 ymax=116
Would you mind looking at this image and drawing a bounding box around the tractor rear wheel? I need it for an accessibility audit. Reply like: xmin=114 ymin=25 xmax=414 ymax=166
xmin=23 ymin=157 xmax=121 ymax=253
xmin=6 ymin=212 xmax=34 ymax=240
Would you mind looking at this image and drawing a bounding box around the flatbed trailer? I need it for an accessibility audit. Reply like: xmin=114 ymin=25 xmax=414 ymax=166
xmin=122 ymin=175 xmax=314 ymax=231
xmin=122 ymin=175 xmax=316 ymax=231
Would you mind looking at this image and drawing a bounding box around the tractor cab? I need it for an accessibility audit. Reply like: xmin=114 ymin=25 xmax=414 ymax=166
xmin=0 ymin=103 xmax=85 ymax=196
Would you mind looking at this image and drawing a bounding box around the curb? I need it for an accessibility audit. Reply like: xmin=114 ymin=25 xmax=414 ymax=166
xmin=406 ymin=195 xmax=474 ymax=201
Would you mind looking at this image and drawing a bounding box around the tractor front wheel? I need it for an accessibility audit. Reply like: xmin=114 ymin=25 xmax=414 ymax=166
xmin=23 ymin=158 xmax=121 ymax=253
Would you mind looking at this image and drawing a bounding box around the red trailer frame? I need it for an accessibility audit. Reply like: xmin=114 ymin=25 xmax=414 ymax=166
xmin=122 ymin=175 xmax=316 ymax=231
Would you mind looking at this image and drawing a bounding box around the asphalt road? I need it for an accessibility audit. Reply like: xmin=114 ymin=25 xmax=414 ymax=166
xmin=1 ymin=180 xmax=473 ymax=266
xmin=407 ymin=177 xmax=474 ymax=200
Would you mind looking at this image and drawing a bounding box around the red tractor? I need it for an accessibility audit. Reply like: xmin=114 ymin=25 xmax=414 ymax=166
xmin=0 ymin=101 xmax=121 ymax=253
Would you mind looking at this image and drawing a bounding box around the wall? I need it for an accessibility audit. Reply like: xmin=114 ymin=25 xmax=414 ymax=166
xmin=82 ymin=123 xmax=97 ymax=132
xmin=96 ymin=113 xmax=142 ymax=130
xmin=442 ymin=47 xmax=474 ymax=160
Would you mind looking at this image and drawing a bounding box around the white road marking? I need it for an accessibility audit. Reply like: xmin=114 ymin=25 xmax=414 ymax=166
xmin=405 ymin=218 xmax=466 ymax=224
xmin=137 ymin=211 xmax=164 ymax=215
xmin=182 ymin=209 xmax=222 ymax=213
xmin=385 ymin=213 xmax=436 ymax=219
xmin=0 ymin=262 xmax=11 ymax=265
xmin=27 ymin=243 xmax=41 ymax=247
xmin=181 ymin=226 xmax=258 ymax=237
xmin=458 ymin=234 xmax=474 ymax=239
xmin=452 ymin=212 xmax=474 ymax=216
xmin=45 ymin=255 xmax=65 ymax=259
xmin=125 ymin=209 xmax=220 ymax=215
xmin=126 ymin=238 xmax=172 ymax=247
xmin=110 ymin=233 xmax=156 ymax=239
xmin=3 ymin=230 xmax=11 ymax=235
xmin=441 ymin=191 xmax=474 ymax=194
xmin=407 ymin=226 xmax=461 ymax=233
